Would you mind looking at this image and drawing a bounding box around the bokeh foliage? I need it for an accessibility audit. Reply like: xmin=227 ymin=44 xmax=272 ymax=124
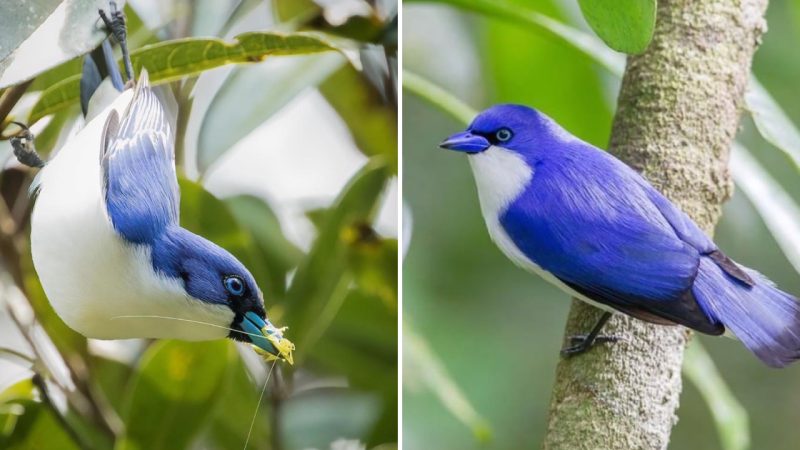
xmin=0 ymin=1 xmax=397 ymax=449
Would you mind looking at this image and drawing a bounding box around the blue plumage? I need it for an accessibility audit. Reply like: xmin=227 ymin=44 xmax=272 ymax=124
xmin=442 ymin=104 xmax=800 ymax=367
xmin=97 ymin=69 xmax=276 ymax=354
xmin=151 ymin=225 xmax=261 ymax=309
xmin=102 ymin=72 xmax=179 ymax=245
xmin=26 ymin=4 xmax=293 ymax=364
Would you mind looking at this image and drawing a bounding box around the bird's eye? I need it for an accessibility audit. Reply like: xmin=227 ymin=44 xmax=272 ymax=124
xmin=224 ymin=276 xmax=245 ymax=296
xmin=495 ymin=128 xmax=513 ymax=142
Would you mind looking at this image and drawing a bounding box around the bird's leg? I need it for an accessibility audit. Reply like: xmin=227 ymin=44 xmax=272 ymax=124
xmin=560 ymin=312 xmax=620 ymax=357
xmin=99 ymin=1 xmax=134 ymax=84
xmin=9 ymin=122 xmax=46 ymax=168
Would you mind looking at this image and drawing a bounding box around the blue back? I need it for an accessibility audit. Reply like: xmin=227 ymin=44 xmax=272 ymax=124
xmin=473 ymin=106 xmax=722 ymax=331
xmin=102 ymin=71 xmax=179 ymax=245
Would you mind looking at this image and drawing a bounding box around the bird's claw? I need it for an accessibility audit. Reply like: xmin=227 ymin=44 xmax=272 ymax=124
xmin=98 ymin=1 xmax=134 ymax=82
xmin=9 ymin=122 xmax=45 ymax=168
xmin=560 ymin=334 xmax=621 ymax=357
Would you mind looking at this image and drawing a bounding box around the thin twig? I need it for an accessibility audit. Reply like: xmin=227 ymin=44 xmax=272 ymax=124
xmin=269 ymin=368 xmax=287 ymax=450
xmin=5 ymin=288 xmax=121 ymax=440
xmin=173 ymin=77 xmax=197 ymax=170
xmin=32 ymin=373 xmax=94 ymax=450
xmin=0 ymin=346 xmax=35 ymax=364
xmin=0 ymin=80 xmax=34 ymax=135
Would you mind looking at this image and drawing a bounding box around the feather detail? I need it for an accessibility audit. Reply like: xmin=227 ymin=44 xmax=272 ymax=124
xmin=101 ymin=70 xmax=179 ymax=244
xmin=694 ymin=258 xmax=800 ymax=368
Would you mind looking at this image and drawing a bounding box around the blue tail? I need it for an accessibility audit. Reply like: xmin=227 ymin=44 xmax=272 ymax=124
xmin=694 ymin=258 xmax=800 ymax=368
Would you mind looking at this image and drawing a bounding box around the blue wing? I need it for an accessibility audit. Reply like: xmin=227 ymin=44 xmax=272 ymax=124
xmin=500 ymin=147 xmax=724 ymax=333
xmin=101 ymin=71 xmax=179 ymax=244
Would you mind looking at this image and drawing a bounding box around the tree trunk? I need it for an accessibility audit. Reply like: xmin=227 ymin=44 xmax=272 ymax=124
xmin=542 ymin=1 xmax=768 ymax=449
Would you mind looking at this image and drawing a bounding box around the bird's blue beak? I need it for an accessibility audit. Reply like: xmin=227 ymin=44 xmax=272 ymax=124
xmin=239 ymin=311 xmax=295 ymax=365
xmin=440 ymin=131 xmax=490 ymax=153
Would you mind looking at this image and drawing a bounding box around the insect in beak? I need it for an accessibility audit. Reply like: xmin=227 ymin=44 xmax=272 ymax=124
xmin=239 ymin=311 xmax=295 ymax=365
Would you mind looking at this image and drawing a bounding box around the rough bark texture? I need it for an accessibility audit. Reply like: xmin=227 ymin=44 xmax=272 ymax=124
xmin=542 ymin=1 xmax=768 ymax=449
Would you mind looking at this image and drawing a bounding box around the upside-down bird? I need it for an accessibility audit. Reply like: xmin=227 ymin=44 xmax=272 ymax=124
xmin=12 ymin=5 xmax=293 ymax=363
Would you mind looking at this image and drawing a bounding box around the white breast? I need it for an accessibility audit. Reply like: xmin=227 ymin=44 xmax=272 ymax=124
xmin=30 ymin=92 xmax=231 ymax=341
xmin=468 ymin=146 xmax=616 ymax=313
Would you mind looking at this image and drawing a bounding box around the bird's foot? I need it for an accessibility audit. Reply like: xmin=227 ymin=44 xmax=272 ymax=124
xmin=99 ymin=1 xmax=134 ymax=82
xmin=560 ymin=334 xmax=621 ymax=357
xmin=9 ymin=122 xmax=46 ymax=168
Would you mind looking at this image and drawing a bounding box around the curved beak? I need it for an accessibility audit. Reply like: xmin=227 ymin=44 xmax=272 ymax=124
xmin=240 ymin=311 xmax=295 ymax=365
xmin=439 ymin=131 xmax=490 ymax=153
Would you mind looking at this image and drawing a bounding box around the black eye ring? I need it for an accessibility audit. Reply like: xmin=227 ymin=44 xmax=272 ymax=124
xmin=495 ymin=128 xmax=513 ymax=142
xmin=224 ymin=275 xmax=245 ymax=296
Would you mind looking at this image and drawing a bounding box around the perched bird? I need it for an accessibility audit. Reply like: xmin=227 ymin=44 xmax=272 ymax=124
xmin=440 ymin=104 xmax=800 ymax=368
xmin=15 ymin=8 xmax=293 ymax=363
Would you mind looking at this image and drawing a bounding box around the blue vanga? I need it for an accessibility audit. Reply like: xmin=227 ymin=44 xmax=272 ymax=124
xmin=442 ymin=104 xmax=800 ymax=368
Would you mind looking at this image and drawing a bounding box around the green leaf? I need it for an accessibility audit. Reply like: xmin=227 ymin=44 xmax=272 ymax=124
xmin=404 ymin=323 xmax=491 ymax=444
xmin=0 ymin=0 xmax=112 ymax=89
xmin=346 ymin=234 xmax=398 ymax=306
xmin=578 ymin=0 xmax=657 ymax=54
xmin=0 ymin=1 xmax=60 ymax=62
xmin=29 ymin=59 xmax=82 ymax=93
xmin=31 ymin=106 xmax=78 ymax=155
xmin=745 ymin=78 xmax=800 ymax=171
xmin=683 ymin=340 xmax=749 ymax=450
xmin=28 ymin=4 xmax=153 ymax=94
xmin=27 ymin=75 xmax=81 ymax=123
xmin=320 ymin=64 xmax=399 ymax=172
xmin=225 ymin=195 xmax=303 ymax=299
xmin=0 ymin=400 xmax=81 ymax=449
xmin=485 ymin=0 xmax=612 ymax=146
xmin=281 ymin=388 xmax=381 ymax=450
xmin=303 ymin=12 xmax=388 ymax=43
xmin=402 ymin=70 xmax=475 ymax=125
xmin=0 ymin=379 xmax=35 ymax=406
xmin=28 ymin=32 xmax=340 ymax=123
xmin=178 ymin=178 xmax=251 ymax=257
xmin=305 ymin=207 xmax=329 ymax=231
xmin=309 ymin=289 xmax=397 ymax=444
xmin=129 ymin=32 xmax=338 ymax=83
xmin=207 ymin=352 xmax=271 ymax=450
xmin=406 ymin=0 xmax=624 ymax=75
xmin=310 ymin=291 xmax=397 ymax=388
xmin=272 ymin=0 xmax=320 ymax=23
xmin=118 ymin=340 xmax=231 ymax=450
xmin=89 ymin=355 xmax=134 ymax=415
xmin=178 ymin=179 xmax=274 ymax=299
xmin=284 ymin=159 xmax=391 ymax=359
xmin=730 ymin=144 xmax=800 ymax=275
xmin=197 ymin=53 xmax=344 ymax=173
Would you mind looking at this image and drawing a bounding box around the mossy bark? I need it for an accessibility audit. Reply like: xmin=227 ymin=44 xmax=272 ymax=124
xmin=542 ymin=1 xmax=768 ymax=449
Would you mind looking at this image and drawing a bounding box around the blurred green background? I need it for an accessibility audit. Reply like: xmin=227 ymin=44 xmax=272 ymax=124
xmin=0 ymin=1 xmax=397 ymax=449
xmin=403 ymin=0 xmax=800 ymax=449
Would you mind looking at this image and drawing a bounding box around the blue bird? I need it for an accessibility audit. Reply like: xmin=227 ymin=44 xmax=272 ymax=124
xmin=440 ymin=104 xmax=800 ymax=368
xmin=16 ymin=5 xmax=293 ymax=363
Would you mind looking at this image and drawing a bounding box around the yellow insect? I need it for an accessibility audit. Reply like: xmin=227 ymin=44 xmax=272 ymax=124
xmin=252 ymin=322 xmax=295 ymax=365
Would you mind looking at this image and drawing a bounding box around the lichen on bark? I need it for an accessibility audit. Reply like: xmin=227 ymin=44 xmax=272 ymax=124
xmin=542 ymin=1 xmax=768 ymax=449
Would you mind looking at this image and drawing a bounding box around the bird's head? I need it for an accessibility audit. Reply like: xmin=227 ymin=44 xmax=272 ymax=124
xmin=440 ymin=104 xmax=564 ymax=160
xmin=152 ymin=226 xmax=294 ymax=364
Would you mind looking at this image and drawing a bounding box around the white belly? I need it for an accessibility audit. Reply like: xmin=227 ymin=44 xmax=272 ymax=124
xmin=468 ymin=147 xmax=617 ymax=314
xmin=30 ymin=92 xmax=230 ymax=341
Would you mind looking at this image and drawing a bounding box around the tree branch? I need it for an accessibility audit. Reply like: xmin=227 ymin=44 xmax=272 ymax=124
xmin=543 ymin=1 xmax=768 ymax=448
xmin=31 ymin=373 xmax=94 ymax=450
xmin=0 ymin=80 xmax=33 ymax=134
